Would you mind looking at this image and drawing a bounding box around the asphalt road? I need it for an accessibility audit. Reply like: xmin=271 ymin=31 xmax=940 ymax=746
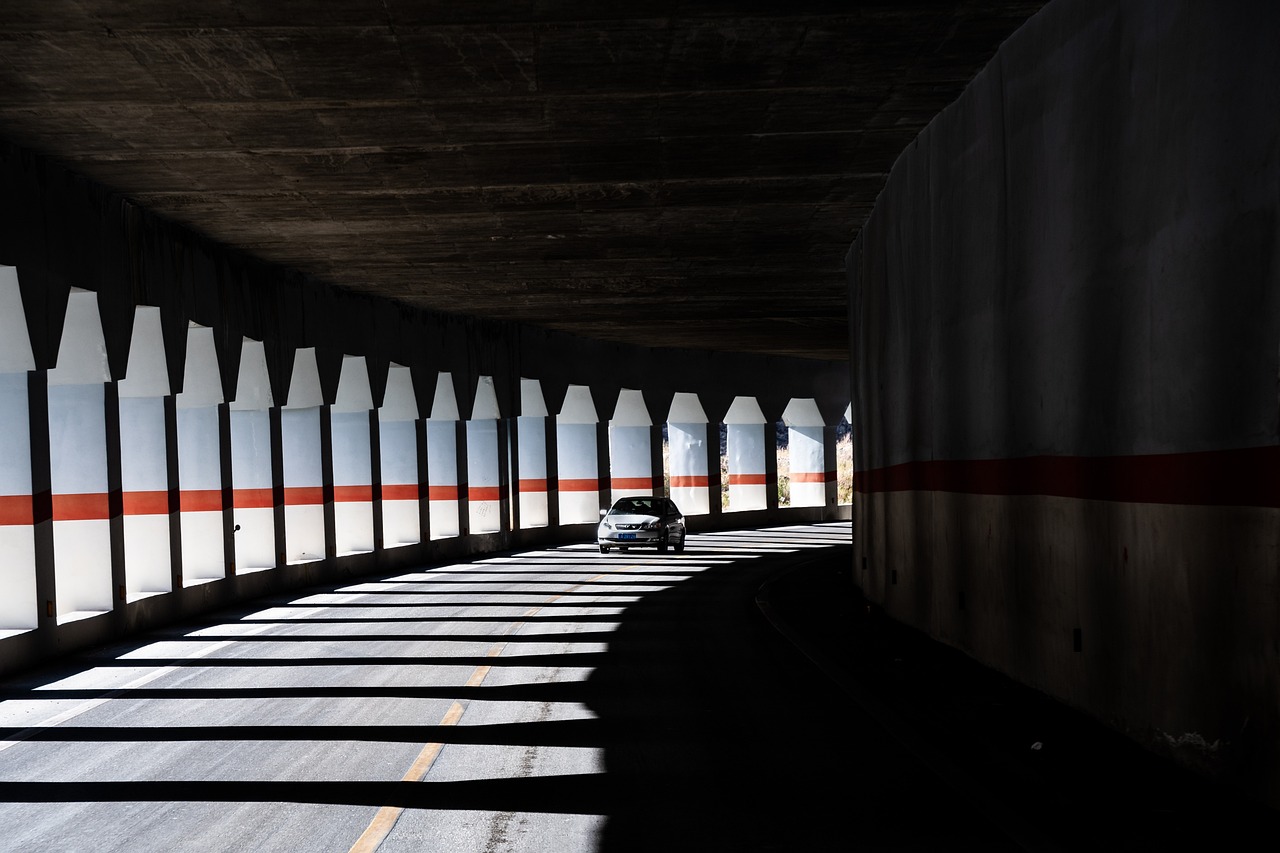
xmin=1 ymin=521 xmax=1272 ymax=852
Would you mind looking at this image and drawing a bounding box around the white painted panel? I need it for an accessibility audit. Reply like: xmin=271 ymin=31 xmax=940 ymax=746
xmin=53 ymin=518 xmax=112 ymax=619
xmin=609 ymin=425 xmax=650 ymax=479
xmin=426 ymin=420 xmax=457 ymax=486
xmin=467 ymin=419 xmax=499 ymax=488
xmin=382 ymin=500 xmax=420 ymax=546
xmin=231 ymin=409 xmax=273 ymax=490
xmin=281 ymin=407 xmax=322 ymax=487
xmin=516 ymin=416 xmax=546 ymax=479
xmin=49 ymin=384 xmax=107 ymax=494
xmin=119 ymin=396 xmax=167 ymax=491
xmin=519 ymin=492 xmax=548 ymax=529
xmin=177 ymin=406 xmax=221 ymax=490
xmin=610 ymin=389 xmax=650 ymax=427
xmin=789 ymin=425 xmax=826 ymax=507
xmin=558 ymin=492 xmax=598 ymax=525
xmin=556 ymin=422 xmax=596 ymax=480
xmin=181 ymin=511 xmax=224 ymax=583
xmin=284 ymin=505 xmax=325 ymax=563
xmin=124 ymin=515 xmax=171 ymax=599
xmin=118 ymin=306 xmax=169 ymax=398
xmin=335 ymin=502 xmax=374 ymax=554
xmin=0 ymin=374 xmax=31 ymax=493
xmin=332 ymin=411 xmax=371 ymax=486
xmin=469 ymin=499 xmax=501 ymax=534
xmin=233 ymin=506 xmax=276 ymax=571
xmin=429 ymin=500 xmax=460 ymax=540
xmin=0 ymin=527 xmax=37 ymax=632
xmin=379 ymin=420 xmax=417 ymax=485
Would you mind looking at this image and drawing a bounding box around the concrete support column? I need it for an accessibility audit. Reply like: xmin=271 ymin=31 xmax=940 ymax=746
xmin=176 ymin=323 xmax=227 ymax=584
xmin=280 ymin=347 xmax=325 ymax=564
xmin=331 ymin=355 xmax=374 ymax=555
xmin=426 ymin=372 xmax=461 ymax=539
xmin=609 ymin=388 xmax=655 ymax=502
xmin=783 ymin=398 xmax=832 ymax=508
xmin=0 ymin=267 xmax=38 ymax=637
xmin=117 ymin=306 xmax=172 ymax=599
xmin=556 ymin=384 xmax=600 ymax=524
xmin=667 ymin=392 xmax=710 ymax=515
xmin=516 ymin=378 xmax=549 ymax=529
xmin=467 ymin=375 xmax=503 ymax=535
xmin=378 ymin=362 xmax=421 ymax=548
xmin=49 ymin=289 xmax=114 ymax=621
xmin=229 ymin=339 xmax=276 ymax=572
xmin=544 ymin=411 xmax=559 ymax=529
xmin=724 ymin=396 xmax=768 ymax=512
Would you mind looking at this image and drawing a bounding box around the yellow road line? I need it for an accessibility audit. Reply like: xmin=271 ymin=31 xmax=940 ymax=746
xmin=348 ymin=570 xmax=619 ymax=853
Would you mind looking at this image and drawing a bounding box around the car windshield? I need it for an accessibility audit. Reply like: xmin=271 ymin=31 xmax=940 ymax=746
xmin=613 ymin=498 xmax=656 ymax=515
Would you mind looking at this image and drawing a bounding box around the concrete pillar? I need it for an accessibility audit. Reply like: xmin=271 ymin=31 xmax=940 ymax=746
xmin=331 ymin=355 xmax=374 ymax=555
xmin=783 ymin=398 xmax=833 ymax=508
xmin=516 ymin=378 xmax=549 ymax=528
xmin=467 ymin=375 xmax=502 ymax=535
xmin=175 ymin=323 xmax=226 ymax=584
xmin=229 ymin=339 xmax=276 ymax=572
xmin=556 ymin=384 xmax=600 ymax=524
xmin=667 ymin=392 xmax=710 ymax=516
xmin=117 ymin=306 xmax=172 ymax=600
xmin=47 ymin=289 xmax=114 ymax=621
xmin=378 ymin=362 xmax=420 ymax=548
xmin=0 ymin=267 xmax=37 ymax=636
xmin=280 ymin=347 xmax=325 ymax=564
xmin=426 ymin=371 xmax=461 ymax=539
xmin=609 ymin=388 xmax=655 ymax=502
xmin=724 ymin=396 xmax=768 ymax=512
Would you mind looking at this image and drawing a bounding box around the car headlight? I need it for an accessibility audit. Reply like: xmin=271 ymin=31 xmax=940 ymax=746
xmin=641 ymin=520 xmax=660 ymax=530
xmin=601 ymin=520 xmax=612 ymax=530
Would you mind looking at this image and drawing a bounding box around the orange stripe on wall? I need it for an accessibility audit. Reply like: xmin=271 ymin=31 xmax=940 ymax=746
xmin=518 ymin=478 xmax=547 ymax=493
xmin=122 ymin=490 xmax=169 ymax=516
xmin=791 ymin=471 xmax=836 ymax=483
xmin=469 ymin=485 xmax=502 ymax=501
xmin=283 ymin=486 xmax=324 ymax=506
xmin=559 ymin=478 xmax=598 ymax=492
xmin=0 ymin=495 xmax=33 ymax=526
xmin=333 ymin=485 xmax=373 ymax=503
xmin=728 ymin=473 xmax=767 ymax=486
xmin=382 ymin=484 xmax=419 ymax=501
xmin=234 ymin=488 xmax=274 ymax=509
xmin=670 ymin=475 xmax=709 ymax=488
xmin=52 ymin=492 xmax=110 ymax=521
xmin=180 ymin=489 xmax=223 ymax=512
xmin=428 ymin=485 xmax=458 ymax=501
xmin=611 ymin=477 xmax=653 ymax=490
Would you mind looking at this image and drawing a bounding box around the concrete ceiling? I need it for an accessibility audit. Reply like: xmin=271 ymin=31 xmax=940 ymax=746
xmin=0 ymin=1 xmax=1044 ymax=361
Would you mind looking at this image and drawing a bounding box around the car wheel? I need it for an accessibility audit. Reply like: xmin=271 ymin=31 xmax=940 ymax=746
xmin=599 ymin=544 xmax=608 ymax=554
xmin=673 ymin=534 xmax=684 ymax=554
xmin=657 ymin=535 xmax=668 ymax=553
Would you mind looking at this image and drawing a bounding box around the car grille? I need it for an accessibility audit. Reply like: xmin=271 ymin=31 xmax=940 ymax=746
xmin=616 ymin=523 xmax=643 ymax=530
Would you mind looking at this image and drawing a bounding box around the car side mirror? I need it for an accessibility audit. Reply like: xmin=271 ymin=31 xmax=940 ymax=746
xmin=599 ymin=509 xmax=608 ymax=517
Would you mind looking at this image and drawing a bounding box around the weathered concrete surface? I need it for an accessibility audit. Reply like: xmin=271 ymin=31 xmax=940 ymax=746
xmin=849 ymin=0 xmax=1280 ymax=808
xmin=0 ymin=1 xmax=1045 ymax=360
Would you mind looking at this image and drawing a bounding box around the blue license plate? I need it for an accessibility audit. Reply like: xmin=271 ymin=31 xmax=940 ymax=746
xmin=619 ymin=533 xmax=636 ymax=540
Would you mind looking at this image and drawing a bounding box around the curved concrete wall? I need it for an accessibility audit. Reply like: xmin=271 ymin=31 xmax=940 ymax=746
xmin=849 ymin=0 xmax=1279 ymax=807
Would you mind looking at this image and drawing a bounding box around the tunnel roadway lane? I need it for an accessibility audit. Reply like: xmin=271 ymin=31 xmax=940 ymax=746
xmin=0 ymin=522 xmax=1019 ymax=853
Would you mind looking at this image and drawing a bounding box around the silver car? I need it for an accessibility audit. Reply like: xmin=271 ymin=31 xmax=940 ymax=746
xmin=597 ymin=495 xmax=686 ymax=554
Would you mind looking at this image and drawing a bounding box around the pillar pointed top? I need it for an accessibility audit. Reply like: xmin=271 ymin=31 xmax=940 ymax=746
xmin=49 ymin=288 xmax=111 ymax=386
xmin=118 ymin=306 xmax=169 ymax=397
xmin=429 ymin=371 xmax=460 ymax=421
xmin=0 ymin=266 xmax=35 ymax=374
xmin=231 ymin=338 xmax=273 ymax=410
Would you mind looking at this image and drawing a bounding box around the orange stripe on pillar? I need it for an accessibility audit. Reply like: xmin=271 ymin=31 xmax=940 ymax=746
xmin=611 ymin=477 xmax=653 ymax=490
xmin=333 ymin=485 xmax=373 ymax=503
xmin=469 ymin=485 xmax=502 ymax=501
xmin=234 ymin=488 xmax=275 ymax=509
xmin=382 ymin=484 xmax=419 ymax=501
xmin=0 ymin=494 xmax=34 ymax=526
xmin=518 ymin=478 xmax=547 ymax=493
xmin=428 ymin=485 xmax=459 ymax=501
xmin=559 ymin=478 xmax=598 ymax=492
xmin=728 ymin=473 xmax=767 ymax=486
xmin=180 ymin=489 xmax=224 ymax=512
xmin=283 ymin=486 xmax=324 ymax=506
xmin=791 ymin=471 xmax=836 ymax=483
xmin=122 ymin=490 xmax=169 ymax=516
xmin=670 ymin=475 xmax=709 ymax=488
xmin=52 ymin=492 xmax=111 ymax=521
